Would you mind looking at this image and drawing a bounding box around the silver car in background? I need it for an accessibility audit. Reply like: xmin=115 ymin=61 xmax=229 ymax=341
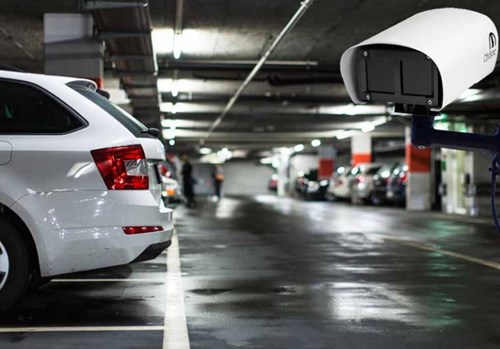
xmin=350 ymin=163 xmax=383 ymax=204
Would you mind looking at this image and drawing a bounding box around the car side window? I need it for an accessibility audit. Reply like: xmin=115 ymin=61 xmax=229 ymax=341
xmin=0 ymin=80 xmax=83 ymax=134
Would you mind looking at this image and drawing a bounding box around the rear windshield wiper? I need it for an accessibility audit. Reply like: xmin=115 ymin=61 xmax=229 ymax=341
xmin=141 ymin=128 xmax=161 ymax=138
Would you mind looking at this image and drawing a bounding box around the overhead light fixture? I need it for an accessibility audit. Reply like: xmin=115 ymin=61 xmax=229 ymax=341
xmin=162 ymin=129 xmax=176 ymax=140
xmin=321 ymin=104 xmax=387 ymax=116
xmin=162 ymin=119 xmax=177 ymax=140
xmin=359 ymin=116 xmax=388 ymax=133
xmin=294 ymin=144 xmax=304 ymax=152
xmin=336 ymin=130 xmax=357 ymax=140
xmin=361 ymin=124 xmax=375 ymax=133
xmin=199 ymin=147 xmax=212 ymax=155
xmin=169 ymin=139 xmax=176 ymax=146
xmin=151 ymin=28 xmax=174 ymax=55
xmin=311 ymin=139 xmax=321 ymax=147
xmin=171 ymin=80 xmax=179 ymax=97
xmin=217 ymin=147 xmax=232 ymax=161
xmin=260 ymin=157 xmax=273 ymax=165
xmin=173 ymin=32 xmax=182 ymax=60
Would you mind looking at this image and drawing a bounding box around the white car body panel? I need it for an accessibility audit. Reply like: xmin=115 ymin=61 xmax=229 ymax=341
xmin=0 ymin=71 xmax=173 ymax=277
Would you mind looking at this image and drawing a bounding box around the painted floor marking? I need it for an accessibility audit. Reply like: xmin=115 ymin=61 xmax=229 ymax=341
xmin=52 ymin=279 xmax=165 ymax=283
xmin=0 ymin=326 xmax=164 ymax=333
xmin=163 ymin=230 xmax=191 ymax=349
xmin=382 ymin=235 xmax=500 ymax=270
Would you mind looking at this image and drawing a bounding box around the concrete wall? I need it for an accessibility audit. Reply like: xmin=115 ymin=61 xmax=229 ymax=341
xmin=190 ymin=161 xmax=274 ymax=196
xmin=222 ymin=161 xmax=274 ymax=195
xmin=289 ymin=154 xmax=319 ymax=179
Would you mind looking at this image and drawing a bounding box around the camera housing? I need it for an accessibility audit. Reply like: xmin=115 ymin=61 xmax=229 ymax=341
xmin=340 ymin=8 xmax=498 ymax=112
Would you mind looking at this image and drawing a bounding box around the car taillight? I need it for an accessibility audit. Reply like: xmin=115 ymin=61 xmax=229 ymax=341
xmin=122 ymin=226 xmax=163 ymax=235
xmin=355 ymin=176 xmax=365 ymax=184
xmin=91 ymin=145 xmax=149 ymax=190
xmin=399 ymin=172 xmax=408 ymax=185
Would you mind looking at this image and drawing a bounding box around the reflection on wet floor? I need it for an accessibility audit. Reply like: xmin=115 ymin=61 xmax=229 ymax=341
xmin=2 ymin=195 xmax=500 ymax=349
xmin=179 ymin=195 xmax=500 ymax=349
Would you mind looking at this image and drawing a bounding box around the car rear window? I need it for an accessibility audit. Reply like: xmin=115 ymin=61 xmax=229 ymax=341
xmin=70 ymin=84 xmax=149 ymax=137
xmin=0 ymin=80 xmax=83 ymax=134
xmin=305 ymin=170 xmax=318 ymax=181
xmin=367 ymin=166 xmax=382 ymax=175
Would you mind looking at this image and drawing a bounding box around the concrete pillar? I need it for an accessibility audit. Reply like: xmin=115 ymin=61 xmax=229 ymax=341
xmin=44 ymin=14 xmax=104 ymax=87
xmin=278 ymin=148 xmax=291 ymax=197
xmin=318 ymin=145 xmax=335 ymax=179
xmin=406 ymin=127 xmax=432 ymax=210
xmin=351 ymin=134 xmax=372 ymax=166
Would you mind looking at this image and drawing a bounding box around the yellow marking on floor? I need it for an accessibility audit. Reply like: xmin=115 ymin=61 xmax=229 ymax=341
xmin=382 ymin=235 xmax=500 ymax=270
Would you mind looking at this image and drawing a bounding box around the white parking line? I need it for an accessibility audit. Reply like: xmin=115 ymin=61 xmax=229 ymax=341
xmin=52 ymin=279 xmax=165 ymax=283
xmin=0 ymin=326 xmax=164 ymax=333
xmin=163 ymin=231 xmax=191 ymax=349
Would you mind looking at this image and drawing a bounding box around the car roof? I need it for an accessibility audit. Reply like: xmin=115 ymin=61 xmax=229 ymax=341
xmin=0 ymin=70 xmax=97 ymax=90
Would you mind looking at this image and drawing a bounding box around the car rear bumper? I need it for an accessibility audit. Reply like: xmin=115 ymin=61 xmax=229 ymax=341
xmin=11 ymin=190 xmax=174 ymax=277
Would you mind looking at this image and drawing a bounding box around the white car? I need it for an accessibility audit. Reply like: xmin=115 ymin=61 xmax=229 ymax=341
xmin=327 ymin=166 xmax=352 ymax=200
xmin=0 ymin=70 xmax=173 ymax=312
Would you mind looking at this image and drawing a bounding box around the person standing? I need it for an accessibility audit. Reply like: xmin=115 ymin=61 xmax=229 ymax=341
xmin=181 ymin=154 xmax=196 ymax=208
xmin=212 ymin=164 xmax=224 ymax=200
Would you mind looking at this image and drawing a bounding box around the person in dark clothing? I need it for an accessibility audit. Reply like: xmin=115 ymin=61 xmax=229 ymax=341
xmin=181 ymin=154 xmax=196 ymax=208
xmin=212 ymin=164 xmax=224 ymax=200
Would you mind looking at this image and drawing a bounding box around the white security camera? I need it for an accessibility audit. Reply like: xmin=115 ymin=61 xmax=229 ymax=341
xmin=340 ymin=8 xmax=498 ymax=112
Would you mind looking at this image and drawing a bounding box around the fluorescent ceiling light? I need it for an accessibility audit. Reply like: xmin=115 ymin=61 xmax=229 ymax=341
xmin=260 ymin=157 xmax=273 ymax=165
xmin=336 ymin=130 xmax=357 ymax=140
xmin=162 ymin=119 xmax=177 ymax=130
xmin=311 ymin=139 xmax=321 ymax=147
xmin=106 ymin=88 xmax=130 ymax=105
xmin=361 ymin=124 xmax=375 ymax=133
xmin=294 ymin=144 xmax=304 ymax=152
xmin=321 ymin=104 xmax=386 ymax=115
xmin=171 ymin=80 xmax=179 ymax=97
xmin=161 ymin=103 xmax=178 ymax=114
xmin=173 ymin=32 xmax=182 ymax=59
xmin=199 ymin=147 xmax=212 ymax=155
xmin=162 ymin=129 xmax=176 ymax=140
xmin=152 ymin=28 xmax=174 ymax=55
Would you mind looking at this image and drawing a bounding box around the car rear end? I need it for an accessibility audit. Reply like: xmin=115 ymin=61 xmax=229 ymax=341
xmin=351 ymin=163 xmax=383 ymax=203
xmin=371 ymin=163 xmax=400 ymax=205
xmin=386 ymin=164 xmax=409 ymax=205
xmin=329 ymin=166 xmax=352 ymax=200
xmin=5 ymin=75 xmax=173 ymax=277
xmin=303 ymin=170 xmax=329 ymax=200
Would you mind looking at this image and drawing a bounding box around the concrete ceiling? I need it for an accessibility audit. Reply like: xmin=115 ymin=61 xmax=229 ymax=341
xmin=1 ymin=0 xmax=500 ymax=156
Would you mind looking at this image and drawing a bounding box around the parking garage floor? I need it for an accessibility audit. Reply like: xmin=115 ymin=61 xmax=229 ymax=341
xmin=3 ymin=196 xmax=500 ymax=348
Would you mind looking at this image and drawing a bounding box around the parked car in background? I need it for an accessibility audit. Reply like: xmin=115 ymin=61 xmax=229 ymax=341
xmin=326 ymin=166 xmax=352 ymax=201
xmin=350 ymin=163 xmax=383 ymax=203
xmin=387 ymin=163 xmax=409 ymax=206
xmin=296 ymin=169 xmax=329 ymax=200
xmin=159 ymin=161 xmax=183 ymax=204
xmin=0 ymin=70 xmax=174 ymax=313
xmin=371 ymin=162 xmax=401 ymax=205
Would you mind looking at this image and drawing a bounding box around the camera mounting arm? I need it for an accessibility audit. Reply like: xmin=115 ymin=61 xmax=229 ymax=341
xmin=411 ymin=114 xmax=500 ymax=231
xmin=411 ymin=115 xmax=500 ymax=153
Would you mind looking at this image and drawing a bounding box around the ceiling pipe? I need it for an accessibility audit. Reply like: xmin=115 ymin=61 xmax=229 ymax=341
xmin=173 ymin=0 xmax=184 ymax=59
xmin=201 ymin=0 xmax=315 ymax=145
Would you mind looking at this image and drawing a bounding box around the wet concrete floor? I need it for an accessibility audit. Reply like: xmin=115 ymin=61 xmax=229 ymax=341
xmin=2 ymin=195 xmax=500 ymax=348
xmin=178 ymin=195 xmax=500 ymax=348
